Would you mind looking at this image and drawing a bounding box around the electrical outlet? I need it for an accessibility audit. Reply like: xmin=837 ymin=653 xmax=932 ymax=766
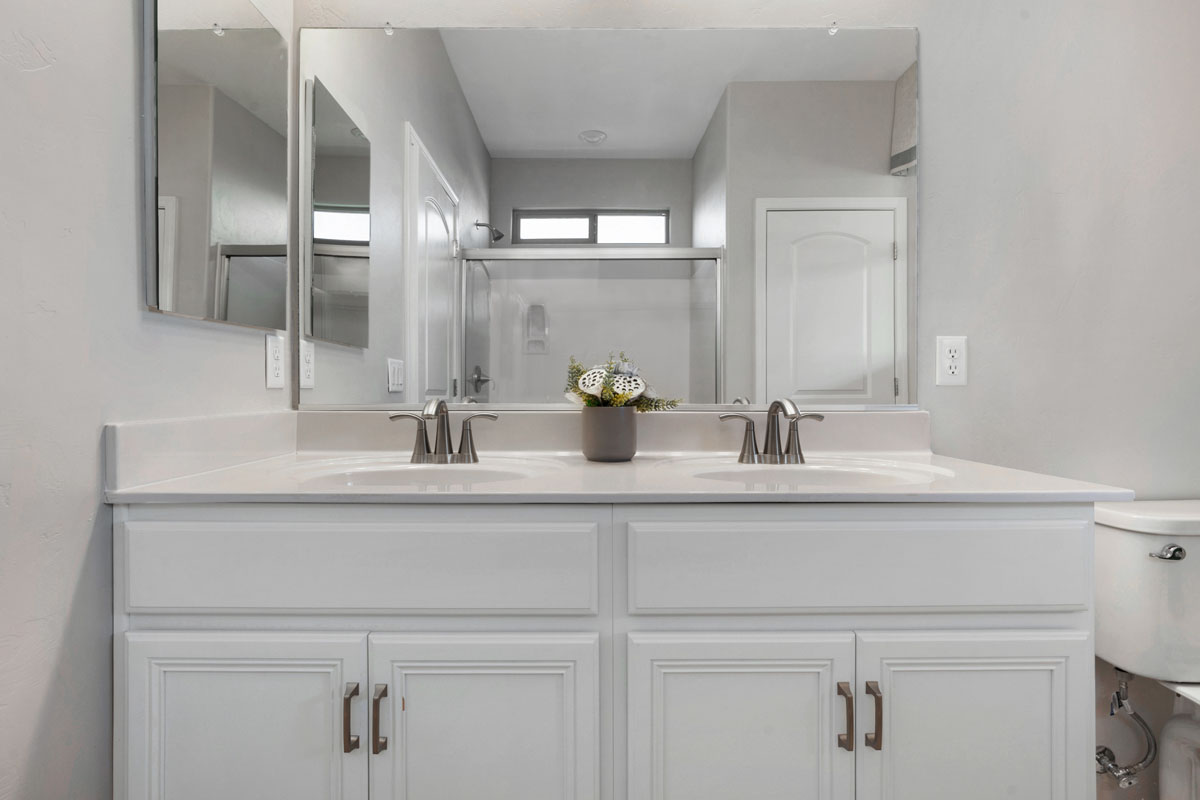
xmin=936 ymin=336 xmax=968 ymax=386
xmin=299 ymin=339 xmax=315 ymax=389
xmin=265 ymin=333 xmax=285 ymax=389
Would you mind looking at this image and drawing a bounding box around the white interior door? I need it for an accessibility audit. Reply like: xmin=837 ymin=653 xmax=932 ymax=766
xmin=369 ymin=632 xmax=599 ymax=800
xmin=123 ymin=631 xmax=369 ymax=800
xmin=855 ymin=631 xmax=1091 ymax=800
xmin=628 ymin=632 xmax=856 ymax=800
xmin=406 ymin=126 xmax=459 ymax=401
xmin=764 ymin=208 xmax=897 ymax=404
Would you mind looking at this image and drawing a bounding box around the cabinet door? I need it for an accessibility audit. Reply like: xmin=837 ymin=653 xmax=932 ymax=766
xmin=369 ymin=633 xmax=599 ymax=800
xmin=628 ymin=632 xmax=856 ymax=800
xmin=855 ymin=631 xmax=1091 ymax=800
xmin=123 ymin=631 xmax=369 ymax=800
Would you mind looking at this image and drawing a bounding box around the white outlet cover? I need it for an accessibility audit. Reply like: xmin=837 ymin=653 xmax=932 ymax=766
xmin=299 ymin=340 xmax=315 ymax=389
xmin=936 ymin=336 xmax=968 ymax=386
xmin=265 ymin=333 xmax=285 ymax=389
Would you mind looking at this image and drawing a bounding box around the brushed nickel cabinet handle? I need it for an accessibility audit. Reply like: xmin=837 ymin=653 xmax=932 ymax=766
xmin=372 ymin=684 xmax=389 ymax=754
xmin=837 ymin=682 xmax=854 ymax=751
xmin=343 ymin=682 xmax=360 ymax=753
xmin=865 ymin=681 xmax=883 ymax=751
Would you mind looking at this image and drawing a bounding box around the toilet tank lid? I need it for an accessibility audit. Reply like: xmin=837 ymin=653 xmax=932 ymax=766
xmin=1096 ymin=500 xmax=1200 ymax=535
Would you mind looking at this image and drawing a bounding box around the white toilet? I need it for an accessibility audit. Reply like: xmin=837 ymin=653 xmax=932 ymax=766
xmin=1096 ymin=500 xmax=1200 ymax=796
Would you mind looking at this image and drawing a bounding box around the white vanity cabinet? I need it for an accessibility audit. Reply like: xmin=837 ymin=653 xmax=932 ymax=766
xmin=368 ymin=633 xmax=600 ymax=800
xmin=114 ymin=501 xmax=1097 ymax=800
xmin=626 ymin=632 xmax=857 ymax=800
xmin=626 ymin=631 xmax=1090 ymax=800
xmin=122 ymin=631 xmax=370 ymax=800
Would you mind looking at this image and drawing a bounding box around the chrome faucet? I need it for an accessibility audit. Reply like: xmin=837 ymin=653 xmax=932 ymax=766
xmin=763 ymin=398 xmax=800 ymax=462
xmin=720 ymin=400 xmax=824 ymax=464
xmin=423 ymin=399 xmax=454 ymax=462
xmin=388 ymin=403 xmax=498 ymax=463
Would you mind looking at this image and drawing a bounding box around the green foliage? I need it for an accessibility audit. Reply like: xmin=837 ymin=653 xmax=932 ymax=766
xmin=564 ymin=353 xmax=681 ymax=412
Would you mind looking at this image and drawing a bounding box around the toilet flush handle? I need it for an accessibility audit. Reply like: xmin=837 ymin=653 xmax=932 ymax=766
xmin=1150 ymin=544 xmax=1187 ymax=561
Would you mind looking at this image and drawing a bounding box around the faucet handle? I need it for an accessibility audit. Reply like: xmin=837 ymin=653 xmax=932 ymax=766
xmin=457 ymin=413 xmax=499 ymax=463
xmin=389 ymin=412 xmax=431 ymax=463
xmin=719 ymin=413 xmax=763 ymax=464
xmin=783 ymin=413 xmax=825 ymax=464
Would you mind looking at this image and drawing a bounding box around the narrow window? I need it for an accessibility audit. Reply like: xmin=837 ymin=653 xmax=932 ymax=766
xmin=512 ymin=209 xmax=669 ymax=245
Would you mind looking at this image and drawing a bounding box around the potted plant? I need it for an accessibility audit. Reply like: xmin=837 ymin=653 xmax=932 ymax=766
xmin=565 ymin=354 xmax=680 ymax=462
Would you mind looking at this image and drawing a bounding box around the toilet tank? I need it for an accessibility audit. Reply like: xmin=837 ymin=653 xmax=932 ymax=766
xmin=1096 ymin=500 xmax=1200 ymax=681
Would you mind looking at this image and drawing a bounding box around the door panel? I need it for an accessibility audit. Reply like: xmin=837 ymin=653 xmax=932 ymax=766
xmin=855 ymin=631 xmax=1091 ymax=800
xmin=410 ymin=134 xmax=457 ymax=401
xmin=369 ymin=633 xmax=599 ymax=800
xmin=124 ymin=631 xmax=369 ymax=800
xmin=765 ymin=209 xmax=895 ymax=404
xmin=628 ymin=632 xmax=855 ymax=800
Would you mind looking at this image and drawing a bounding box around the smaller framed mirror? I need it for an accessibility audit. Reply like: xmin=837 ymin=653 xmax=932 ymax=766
xmin=303 ymin=78 xmax=372 ymax=349
xmin=144 ymin=0 xmax=288 ymax=332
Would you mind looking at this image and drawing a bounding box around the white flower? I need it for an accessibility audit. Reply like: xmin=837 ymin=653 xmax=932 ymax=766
xmin=563 ymin=391 xmax=585 ymax=407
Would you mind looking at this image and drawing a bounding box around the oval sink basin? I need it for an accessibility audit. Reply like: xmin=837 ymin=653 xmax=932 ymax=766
xmin=286 ymin=455 xmax=563 ymax=490
xmin=681 ymin=457 xmax=954 ymax=488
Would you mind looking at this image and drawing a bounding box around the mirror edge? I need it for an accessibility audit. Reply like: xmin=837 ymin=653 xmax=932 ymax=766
xmin=140 ymin=0 xmax=159 ymax=313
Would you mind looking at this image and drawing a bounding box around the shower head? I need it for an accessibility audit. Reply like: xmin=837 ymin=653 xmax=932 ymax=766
xmin=474 ymin=221 xmax=505 ymax=243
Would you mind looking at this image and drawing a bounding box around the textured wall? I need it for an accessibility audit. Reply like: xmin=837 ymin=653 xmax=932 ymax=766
xmin=0 ymin=0 xmax=291 ymax=797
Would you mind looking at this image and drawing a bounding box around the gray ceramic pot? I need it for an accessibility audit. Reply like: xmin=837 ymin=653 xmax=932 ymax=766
xmin=581 ymin=405 xmax=637 ymax=462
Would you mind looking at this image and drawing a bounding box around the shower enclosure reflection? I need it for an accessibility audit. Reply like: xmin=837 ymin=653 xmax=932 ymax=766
xmin=462 ymin=249 xmax=720 ymax=404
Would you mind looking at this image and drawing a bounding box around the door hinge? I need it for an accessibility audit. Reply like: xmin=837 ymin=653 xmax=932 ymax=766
xmin=452 ymin=378 xmax=459 ymax=397
xmin=894 ymin=377 xmax=900 ymax=397
xmin=893 ymin=242 xmax=899 ymax=261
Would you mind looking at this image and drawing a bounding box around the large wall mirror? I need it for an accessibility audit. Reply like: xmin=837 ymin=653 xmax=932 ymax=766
xmin=144 ymin=0 xmax=289 ymax=332
xmin=299 ymin=27 xmax=918 ymax=409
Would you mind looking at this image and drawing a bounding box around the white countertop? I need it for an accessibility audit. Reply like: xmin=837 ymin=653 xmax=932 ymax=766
xmin=105 ymin=449 xmax=1133 ymax=505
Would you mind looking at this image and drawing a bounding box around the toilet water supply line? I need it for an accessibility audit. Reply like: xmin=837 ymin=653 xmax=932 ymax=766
xmin=1096 ymin=668 xmax=1158 ymax=789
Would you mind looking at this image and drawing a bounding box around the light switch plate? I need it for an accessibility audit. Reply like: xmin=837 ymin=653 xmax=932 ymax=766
xmin=936 ymin=336 xmax=968 ymax=386
xmin=265 ymin=333 xmax=285 ymax=389
xmin=299 ymin=339 xmax=315 ymax=389
xmin=387 ymin=359 xmax=405 ymax=393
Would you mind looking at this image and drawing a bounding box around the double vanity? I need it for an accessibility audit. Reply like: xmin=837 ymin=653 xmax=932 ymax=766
xmin=107 ymin=409 xmax=1130 ymax=800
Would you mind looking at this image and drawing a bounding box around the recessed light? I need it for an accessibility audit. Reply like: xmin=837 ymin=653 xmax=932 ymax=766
xmin=579 ymin=129 xmax=608 ymax=145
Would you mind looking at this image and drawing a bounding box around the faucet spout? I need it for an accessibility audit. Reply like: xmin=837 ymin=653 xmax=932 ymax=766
xmin=763 ymin=399 xmax=800 ymax=461
xmin=422 ymin=399 xmax=454 ymax=462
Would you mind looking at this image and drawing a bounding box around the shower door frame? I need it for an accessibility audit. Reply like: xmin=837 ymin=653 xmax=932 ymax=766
xmin=461 ymin=246 xmax=726 ymax=406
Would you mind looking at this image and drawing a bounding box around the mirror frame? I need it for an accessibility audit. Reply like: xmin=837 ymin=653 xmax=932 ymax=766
xmin=290 ymin=25 xmax=920 ymax=412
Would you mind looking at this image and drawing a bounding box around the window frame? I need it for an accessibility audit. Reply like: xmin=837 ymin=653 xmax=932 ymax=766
xmin=511 ymin=208 xmax=670 ymax=245
xmin=312 ymin=204 xmax=371 ymax=245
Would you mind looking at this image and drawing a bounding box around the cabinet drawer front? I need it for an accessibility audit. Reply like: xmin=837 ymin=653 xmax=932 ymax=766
xmin=627 ymin=519 xmax=1089 ymax=613
xmin=123 ymin=520 xmax=600 ymax=614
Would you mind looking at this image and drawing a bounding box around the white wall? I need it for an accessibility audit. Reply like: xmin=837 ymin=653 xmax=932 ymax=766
xmin=0 ymin=0 xmax=292 ymax=796
xmin=489 ymin=158 xmax=694 ymax=246
xmin=691 ymin=91 xmax=728 ymax=251
xmin=157 ymin=84 xmax=214 ymax=315
xmin=211 ymin=87 xmax=288 ymax=251
xmin=313 ymin=154 xmax=369 ymax=206
xmin=300 ymin=28 xmax=490 ymax=405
